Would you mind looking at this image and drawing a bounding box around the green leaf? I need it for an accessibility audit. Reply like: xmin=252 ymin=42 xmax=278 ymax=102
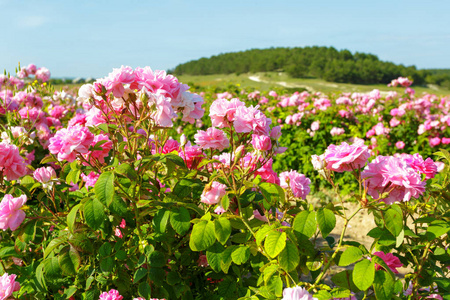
xmin=293 ymin=210 xmax=316 ymax=239
xmin=170 ymin=207 xmax=191 ymax=235
xmin=373 ymin=271 xmax=394 ymax=300
xmin=58 ymin=246 xmax=81 ymax=275
xmin=278 ymin=242 xmax=299 ymax=272
xmin=44 ymin=237 xmax=67 ymax=258
xmin=214 ymin=217 xmax=231 ymax=245
xmin=44 ymin=257 xmax=61 ymax=278
xmin=220 ymin=246 xmax=236 ymax=273
xmin=148 ymin=251 xmax=165 ymax=267
xmin=352 ymin=259 xmax=375 ymax=291
xmin=133 ymin=268 xmax=148 ymax=283
xmin=95 ymin=171 xmax=115 ymax=207
xmin=231 ymin=245 xmax=250 ymax=265
xmin=109 ymin=194 xmax=128 ymax=217
xmin=317 ymin=208 xmax=336 ymax=238
xmin=153 ymin=208 xmax=170 ymax=233
xmin=426 ymin=220 xmax=450 ymax=240
xmin=206 ymin=242 xmax=225 ymax=273
xmin=384 ymin=209 xmax=403 ymax=237
xmin=67 ymin=203 xmax=81 ymax=233
xmin=264 ymin=230 xmax=286 ymax=258
xmin=338 ymin=247 xmax=363 ymax=266
xmin=259 ymin=182 xmax=285 ymax=205
xmin=256 ymin=224 xmax=273 ymax=245
xmin=115 ymin=163 xmax=137 ymax=181
xmin=189 ymin=220 xmax=216 ymax=251
xmin=83 ymin=198 xmax=105 ymax=230
xmin=331 ymin=270 xmax=359 ymax=292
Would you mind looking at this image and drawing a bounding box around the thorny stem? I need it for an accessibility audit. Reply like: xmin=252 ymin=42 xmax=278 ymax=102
xmin=411 ymin=241 xmax=433 ymax=298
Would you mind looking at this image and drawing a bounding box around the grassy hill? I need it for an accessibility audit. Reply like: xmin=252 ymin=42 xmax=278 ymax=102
xmin=178 ymin=72 xmax=450 ymax=96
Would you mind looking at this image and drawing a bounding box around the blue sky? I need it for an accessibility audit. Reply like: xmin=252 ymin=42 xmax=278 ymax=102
xmin=1 ymin=0 xmax=449 ymax=78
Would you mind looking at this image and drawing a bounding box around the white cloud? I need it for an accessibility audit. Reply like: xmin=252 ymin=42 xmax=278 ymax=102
xmin=17 ymin=16 xmax=47 ymax=28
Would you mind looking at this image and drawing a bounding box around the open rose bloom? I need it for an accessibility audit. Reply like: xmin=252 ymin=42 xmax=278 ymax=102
xmin=324 ymin=139 xmax=370 ymax=172
xmin=0 ymin=273 xmax=20 ymax=299
xmin=0 ymin=194 xmax=27 ymax=231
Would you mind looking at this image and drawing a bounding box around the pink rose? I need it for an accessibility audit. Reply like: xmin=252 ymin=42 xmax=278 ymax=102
xmin=0 ymin=142 xmax=28 ymax=181
xmin=200 ymin=181 xmax=227 ymax=205
xmin=0 ymin=273 xmax=21 ymax=299
xmin=373 ymin=251 xmax=403 ymax=274
xmin=179 ymin=145 xmax=204 ymax=169
xmin=0 ymin=194 xmax=27 ymax=231
xmin=251 ymin=134 xmax=272 ymax=151
xmin=279 ymin=170 xmax=311 ymax=199
xmin=35 ymin=67 xmax=51 ymax=82
xmin=362 ymin=156 xmax=426 ymax=204
xmin=194 ymin=127 xmax=230 ymax=151
xmin=82 ymin=134 xmax=113 ymax=165
xmin=429 ymin=137 xmax=441 ymax=147
xmin=310 ymin=121 xmax=320 ymax=131
xmin=99 ymin=289 xmax=123 ymax=300
xmin=81 ymin=172 xmax=100 ymax=190
xmin=324 ymin=139 xmax=370 ymax=172
xmin=48 ymin=126 xmax=95 ymax=162
xmin=33 ymin=166 xmax=57 ymax=188
xmin=395 ymin=141 xmax=405 ymax=150
xmin=282 ymin=286 xmax=317 ymax=300
xmin=270 ymin=126 xmax=282 ymax=140
xmin=330 ymin=127 xmax=345 ymax=136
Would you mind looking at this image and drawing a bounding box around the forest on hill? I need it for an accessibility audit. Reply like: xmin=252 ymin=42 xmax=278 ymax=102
xmin=173 ymin=46 xmax=450 ymax=88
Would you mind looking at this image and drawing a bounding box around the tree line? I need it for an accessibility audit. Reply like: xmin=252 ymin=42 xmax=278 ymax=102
xmin=172 ymin=46 xmax=450 ymax=87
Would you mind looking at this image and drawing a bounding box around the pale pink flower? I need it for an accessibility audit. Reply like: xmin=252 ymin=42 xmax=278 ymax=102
xmin=27 ymin=63 xmax=37 ymax=75
xmin=279 ymin=170 xmax=311 ymax=199
xmin=268 ymin=90 xmax=278 ymax=97
xmin=200 ymin=181 xmax=227 ymax=205
xmin=35 ymin=67 xmax=51 ymax=82
xmin=442 ymin=137 xmax=450 ymax=145
xmin=234 ymin=105 xmax=271 ymax=136
xmin=251 ymin=134 xmax=271 ymax=151
xmin=373 ymin=251 xmax=403 ymax=274
xmin=0 ymin=142 xmax=28 ymax=181
xmin=390 ymin=117 xmax=401 ymax=127
xmin=100 ymin=66 xmax=135 ymax=98
xmin=194 ymin=127 xmax=230 ymax=151
xmin=153 ymin=138 xmax=180 ymax=154
xmin=310 ymin=121 xmax=320 ymax=131
xmin=49 ymin=105 xmax=68 ymax=119
xmin=0 ymin=273 xmax=21 ymax=299
xmin=330 ymin=127 xmax=345 ymax=136
xmin=362 ymin=156 xmax=426 ymax=204
xmin=148 ymin=93 xmax=177 ymax=127
xmin=395 ymin=141 xmax=405 ymax=149
xmin=324 ymin=139 xmax=370 ymax=172
xmin=282 ymin=286 xmax=317 ymax=300
xmin=99 ymin=289 xmax=123 ymax=300
xmin=214 ymin=205 xmax=226 ymax=214
xmin=48 ymin=126 xmax=95 ymax=162
xmin=85 ymin=107 xmax=107 ymax=127
xmin=68 ymin=114 xmax=87 ymax=127
xmin=33 ymin=167 xmax=57 ymax=188
xmin=18 ymin=107 xmax=46 ymax=123
xmin=311 ymin=154 xmax=325 ymax=170
xmin=0 ymin=194 xmax=27 ymax=231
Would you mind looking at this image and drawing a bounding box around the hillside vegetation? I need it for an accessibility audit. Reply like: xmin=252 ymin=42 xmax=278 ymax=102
xmin=173 ymin=46 xmax=450 ymax=88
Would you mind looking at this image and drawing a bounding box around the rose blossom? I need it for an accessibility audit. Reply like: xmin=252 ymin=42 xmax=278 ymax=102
xmin=81 ymin=172 xmax=100 ymax=190
xmin=395 ymin=141 xmax=405 ymax=149
xmin=310 ymin=121 xmax=320 ymax=131
xmin=399 ymin=153 xmax=438 ymax=180
xmin=251 ymin=134 xmax=272 ymax=151
xmin=179 ymin=145 xmax=204 ymax=169
xmin=429 ymin=137 xmax=441 ymax=147
xmin=234 ymin=105 xmax=271 ymax=136
xmin=0 ymin=273 xmax=20 ymax=299
xmin=194 ymin=127 xmax=230 ymax=151
xmin=323 ymin=139 xmax=370 ymax=172
xmin=330 ymin=127 xmax=345 ymax=136
xmin=33 ymin=166 xmax=57 ymax=188
xmin=0 ymin=194 xmax=27 ymax=231
xmin=200 ymin=181 xmax=227 ymax=205
xmin=48 ymin=126 xmax=95 ymax=162
xmin=0 ymin=142 xmax=28 ymax=181
xmin=361 ymin=155 xmax=426 ymax=204
xmin=373 ymin=251 xmax=403 ymax=274
xmin=35 ymin=67 xmax=51 ymax=82
xmin=270 ymin=125 xmax=282 ymax=140
xmin=282 ymin=286 xmax=317 ymax=300
xmin=99 ymin=289 xmax=123 ymax=300
xmin=279 ymin=170 xmax=311 ymax=199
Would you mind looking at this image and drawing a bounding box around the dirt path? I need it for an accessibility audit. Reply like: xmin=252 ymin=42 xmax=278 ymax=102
xmin=248 ymin=75 xmax=315 ymax=92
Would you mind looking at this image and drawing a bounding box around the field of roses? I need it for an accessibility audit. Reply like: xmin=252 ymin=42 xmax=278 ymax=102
xmin=0 ymin=64 xmax=449 ymax=300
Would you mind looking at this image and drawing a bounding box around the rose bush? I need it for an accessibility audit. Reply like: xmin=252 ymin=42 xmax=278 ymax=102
xmin=0 ymin=66 xmax=448 ymax=300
